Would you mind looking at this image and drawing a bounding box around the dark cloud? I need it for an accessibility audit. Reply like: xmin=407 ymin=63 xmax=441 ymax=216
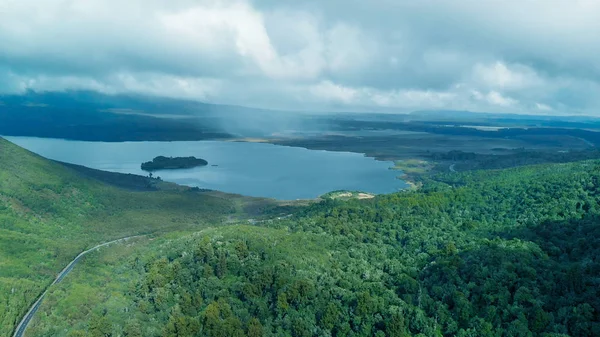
xmin=1 ymin=0 xmax=599 ymax=114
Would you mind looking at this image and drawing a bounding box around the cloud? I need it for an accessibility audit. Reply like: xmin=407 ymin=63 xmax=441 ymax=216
xmin=482 ymin=91 xmax=518 ymax=107
xmin=1 ymin=0 xmax=600 ymax=114
xmin=471 ymin=62 xmax=543 ymax=91
xmin=309 ymin=81 xmax=357 ymax=104
xmin=536 ymin=103 xmax=553 ymax=112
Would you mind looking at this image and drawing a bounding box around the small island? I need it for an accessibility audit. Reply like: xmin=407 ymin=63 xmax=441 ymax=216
xmin=141 ymin=156 xmax=208 ymax=171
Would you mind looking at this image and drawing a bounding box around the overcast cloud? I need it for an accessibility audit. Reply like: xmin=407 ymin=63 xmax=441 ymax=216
xmin=1 ymin=0 xmax=600 ymax=114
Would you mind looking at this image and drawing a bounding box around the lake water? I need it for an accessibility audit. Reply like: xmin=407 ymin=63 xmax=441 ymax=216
xmin=4 ymin=136 xmax=407 ymax=200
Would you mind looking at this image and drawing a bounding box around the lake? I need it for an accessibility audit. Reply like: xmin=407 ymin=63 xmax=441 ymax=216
xmin=4 ymin=137 xmax=407 ymax=199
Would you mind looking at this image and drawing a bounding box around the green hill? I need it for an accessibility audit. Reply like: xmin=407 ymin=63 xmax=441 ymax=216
xmin=20 ymin=157 xmax=600 ymax=336
xmin=0 ymin=137 xmax=265 ymax=336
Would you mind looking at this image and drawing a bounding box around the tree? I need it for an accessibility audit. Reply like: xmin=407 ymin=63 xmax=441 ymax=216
xmin=321 ymin=302 xmax=340 ymax=330
xmin=247 ymin=318 xmax=264 ymax=337
xmin=88 ymin=313 xmax=112 ymax=337
xmin=124 ymin=319 xmax=143 ymax=337
xmin=386 ymin=313 xmax=409 ymax=337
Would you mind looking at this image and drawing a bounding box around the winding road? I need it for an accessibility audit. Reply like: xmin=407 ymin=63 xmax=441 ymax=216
xmin=12 ymin=235 xmax=145 ymax=337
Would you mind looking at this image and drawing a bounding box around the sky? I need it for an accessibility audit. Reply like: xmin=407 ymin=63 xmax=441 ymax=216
xmin=1 ymin=0 xmax=600 ymax=115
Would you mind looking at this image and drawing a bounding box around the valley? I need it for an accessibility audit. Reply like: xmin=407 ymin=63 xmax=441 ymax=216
xmin=5 ymin=92 xmax=600 ymax=188
xmin=2 ymin=135 xmax=600 ymax=336
xmin=0 ymin=137 xmax=290 ymax=336
xmin=4 ymin=2 xmax=600 ymax=336
xmin=3 ymin=94 xmax=600 ymax=337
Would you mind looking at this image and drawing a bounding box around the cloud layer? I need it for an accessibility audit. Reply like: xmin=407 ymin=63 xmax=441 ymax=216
xmin=1 ymin=0 xmax=600 ymax=114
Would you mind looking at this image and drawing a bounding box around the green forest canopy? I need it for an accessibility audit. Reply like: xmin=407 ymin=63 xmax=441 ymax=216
xmin=0 ymin=138 xmax=238 ymax=336
xmin=24 ymin=158 xmax=600 ymax=336
xmin=141 ymin=156 xmax=208 ymax=172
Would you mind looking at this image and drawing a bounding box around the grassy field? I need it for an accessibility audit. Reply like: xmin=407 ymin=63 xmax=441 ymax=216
xmin=271 ymin=125 xmax=600 ymax=183
xmin=392 ymin=159 xmax=433 ymax=174
xmin=0 ymin=137 xmax=288 ymax=336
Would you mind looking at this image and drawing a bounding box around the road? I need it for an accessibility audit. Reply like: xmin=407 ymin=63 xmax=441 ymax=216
xmin=575 ymin=137 xmax=595 ymax=148
xmin=12 ymin=236 xmax=145 ymax=337
xmin=449 ymin=164 xmax=457 ymax=172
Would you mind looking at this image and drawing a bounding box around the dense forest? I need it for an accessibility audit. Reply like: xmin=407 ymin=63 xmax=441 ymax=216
xmin=25 ymin=159 xmax=600 ymax=336
xmin=0 ymin=138 xmax=269 ymax=337
xmin=141 ymin=156 xmax=209 ymax=172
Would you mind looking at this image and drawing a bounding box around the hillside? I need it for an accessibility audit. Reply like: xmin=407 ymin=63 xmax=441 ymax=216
xmin=0 ymin=91 xmax=233 ymax=141
xmin=0 ymin=91 xmax=316 ymax=140
xmin=0 ymin=137 xmax=272 ymax=336
xmin=22 ymin=159 xmax=600 ymax=336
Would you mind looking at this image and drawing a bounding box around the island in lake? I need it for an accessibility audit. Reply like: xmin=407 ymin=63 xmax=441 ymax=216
xmin=141 ymin=156 xmax=208 ymax=171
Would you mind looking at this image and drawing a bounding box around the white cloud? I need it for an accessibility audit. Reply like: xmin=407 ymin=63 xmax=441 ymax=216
xmin=485 ymin=91 xmax=518 ymax=107
xmin=472 ymin=62 xmax=543 ymax=90
xmin=2 ymin=0 xmax=600 ymax=114
xmin=307 ymin=81 xmax=457 ymax=110
xmin=2 ymin=70 xmax=221 ymax=100
xmin=370 ymin=89 xmax=456 ymax=109
xmin=470 ymin=90 xmax=517 ymax=107
xmin=309 ymin=80 xmax=357 ymax=104
xmin=536 ymin=103 xmax=553 ymax=112
xmin=325 ymin=23 xmax=375 ymax=73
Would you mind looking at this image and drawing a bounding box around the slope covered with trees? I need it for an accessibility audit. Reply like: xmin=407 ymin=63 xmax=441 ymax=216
xmin=25 ymin=159 xmax=600 ymax=336
xmin=0 ymin=138 xmax=244 ymax=336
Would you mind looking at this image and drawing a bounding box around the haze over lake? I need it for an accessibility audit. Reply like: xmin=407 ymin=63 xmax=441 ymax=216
xmin=5 ymin=137 xmax=407 ymax=199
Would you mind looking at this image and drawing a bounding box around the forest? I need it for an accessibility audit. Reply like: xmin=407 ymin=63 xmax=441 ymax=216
xmin=141 ymin=156 xmax=209 ymax=172
xmin=23 ymin=158 xmax=600 ymax=336
xmin=0 ymin=138 xmax=271 ymax=337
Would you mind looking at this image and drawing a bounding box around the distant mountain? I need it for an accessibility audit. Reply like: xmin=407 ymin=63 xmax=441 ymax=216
xmin=6 ymin=91 xmax=600 ymax=142
xmin=0 ymin=91 xmax=321 ymax=140
xmin=410 ymin=109 xmax=600 ymax=123
xmin=0 ymin=90 xmax=253 ymax=116
xmin=0 ymin=91 xmax=232 ymax=141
